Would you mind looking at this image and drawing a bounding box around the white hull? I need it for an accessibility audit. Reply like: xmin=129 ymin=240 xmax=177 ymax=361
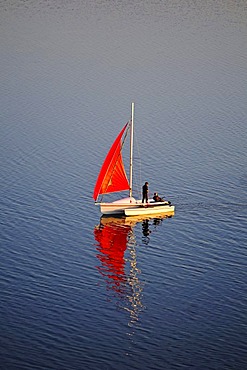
xmin=96 ymin=197 xmax=175 ymax=216
xmin=124 ymin=203 xmax=175 ymax=216
xmin=97 ymin=196 xmax=138 ymax=215
xmin=100 ymin=203 xmax=136 ymax=215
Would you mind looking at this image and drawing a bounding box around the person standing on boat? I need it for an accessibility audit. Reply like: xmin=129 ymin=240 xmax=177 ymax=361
xmin=142 ymin=182 xmax=149 ymax=203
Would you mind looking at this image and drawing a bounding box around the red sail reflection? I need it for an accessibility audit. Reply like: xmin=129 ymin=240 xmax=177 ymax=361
xmin=94 ymin=218 xmax=131 ymax=296
xmin=94 ymin=215 xmax=172 ymax=327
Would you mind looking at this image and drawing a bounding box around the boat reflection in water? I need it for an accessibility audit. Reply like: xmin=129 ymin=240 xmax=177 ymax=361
xmin=94 ymin=213 xmax=174 ymax=328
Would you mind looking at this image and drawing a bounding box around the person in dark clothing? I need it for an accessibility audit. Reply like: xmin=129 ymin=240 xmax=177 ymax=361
xmin=142 ymin=182 xmax=149 ymax=203
xmin=153 ymin=192 xmax=171 ymax=205
xmin=153 ymin=192 xmax=163 ymax=202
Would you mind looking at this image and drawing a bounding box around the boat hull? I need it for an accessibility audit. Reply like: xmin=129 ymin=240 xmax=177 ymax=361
xmin=96 ymin=197 xmax=175 ymax=216
xmin=124 ymin=203 xmax=175 ymax=216
xmin=99 ymin=203 xmax=136 ymax=215
xmin=97 ymin=196 xmax=138 ymax=215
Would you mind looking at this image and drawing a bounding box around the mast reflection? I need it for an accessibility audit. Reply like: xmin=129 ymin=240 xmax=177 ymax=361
xmin=94 ymin=216 xmax=143 ymax=327
xmin=94 ymin=214 xmax=173 ymax=327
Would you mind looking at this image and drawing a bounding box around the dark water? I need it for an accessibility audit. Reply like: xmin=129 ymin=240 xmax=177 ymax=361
xmin=1 ymin=1 xmax=247 ymax=369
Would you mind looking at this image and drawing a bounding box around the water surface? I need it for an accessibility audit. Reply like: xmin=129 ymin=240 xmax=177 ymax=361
xmin=1 ymin=1 xmax=247 ymax=369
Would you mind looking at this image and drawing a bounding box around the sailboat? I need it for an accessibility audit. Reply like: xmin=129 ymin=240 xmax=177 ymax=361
xmin=93 ymin=103 xmax=175 ymax=216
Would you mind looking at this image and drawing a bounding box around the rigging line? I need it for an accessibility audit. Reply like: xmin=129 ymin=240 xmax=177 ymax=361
xmin=132 ymin=159 xmax=141 ymax=199
xmin=134 ymin=131 xmax=142 ymax=199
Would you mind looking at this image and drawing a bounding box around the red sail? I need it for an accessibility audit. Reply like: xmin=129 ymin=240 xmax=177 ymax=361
xmin=93 ymin=123 xmax=130 ymax=201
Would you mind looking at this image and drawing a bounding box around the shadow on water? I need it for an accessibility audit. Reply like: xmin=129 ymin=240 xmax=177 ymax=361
xmin=94 ymin=214 xmax=174 ymax=332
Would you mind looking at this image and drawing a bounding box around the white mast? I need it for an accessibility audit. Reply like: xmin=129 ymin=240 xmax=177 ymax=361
xmin=129 ymin=102 xmax=134 ymax=197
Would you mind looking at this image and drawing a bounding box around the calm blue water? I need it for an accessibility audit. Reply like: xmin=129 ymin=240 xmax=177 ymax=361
xmin=1 ymin=1 xmax=247 ymax=369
